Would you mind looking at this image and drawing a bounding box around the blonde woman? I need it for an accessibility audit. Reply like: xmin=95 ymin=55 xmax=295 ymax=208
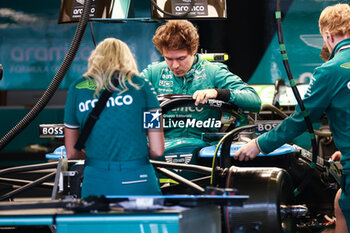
xmin=64 ymin=38 xmax=164 ymax=197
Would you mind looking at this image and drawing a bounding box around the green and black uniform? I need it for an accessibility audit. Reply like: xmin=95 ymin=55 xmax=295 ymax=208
xmin=64 ymin=76 xmax=161 ymax=198
xmin=257 ymin=38 xmax=350 ymax=224
xmin=141 ymin=54 xmax=261 ymax=141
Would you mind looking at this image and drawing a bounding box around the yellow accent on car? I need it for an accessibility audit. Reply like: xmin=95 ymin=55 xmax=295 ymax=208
xmin=159 ymin=178 xmax=179 ymax=184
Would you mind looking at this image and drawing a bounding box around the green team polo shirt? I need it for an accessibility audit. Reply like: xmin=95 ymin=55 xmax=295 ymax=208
xmin=141 ymin=54 xmax=261 ymax=140
xmin=64 ymin=75 xmax=160 ymax=162
xmin=257 ymin=38 xmax=350 ymax=173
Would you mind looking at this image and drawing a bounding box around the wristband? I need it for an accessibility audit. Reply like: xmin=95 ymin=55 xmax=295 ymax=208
xmin=215 ymin=88 xmax=230 ymax=102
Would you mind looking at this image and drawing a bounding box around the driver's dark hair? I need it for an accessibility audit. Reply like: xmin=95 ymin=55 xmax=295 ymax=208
xmin=152 ymin=20 xmax=199 ymax=55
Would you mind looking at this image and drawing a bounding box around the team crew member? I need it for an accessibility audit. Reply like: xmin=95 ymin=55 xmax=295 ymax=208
xmin=64 ymin=38 xmax=164 ymax=198
xmin=141 ymin=20 xmax=261 ymax=140
xmin=234 ymin=4 xmax=350 ymax=232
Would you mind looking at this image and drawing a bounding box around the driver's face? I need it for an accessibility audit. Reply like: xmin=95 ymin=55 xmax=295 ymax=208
xmin=162 ymin=49 xmax=195 ymax=77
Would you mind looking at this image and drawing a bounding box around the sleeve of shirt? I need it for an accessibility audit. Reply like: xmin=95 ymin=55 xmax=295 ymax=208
xmin=140 ymin=66 xmax=149 ymax=79
xmin=143 ymin=78 xmax=160 ymax=110
xmin=140 ymin=64 xmax=156 ymax=87
xmin=64 ymin=82 xmax=80 ymax=129
xmin=213 ymin=63 xmax=261 ymax=112
xmin=257 ymin=66 xmax=333 ymax=154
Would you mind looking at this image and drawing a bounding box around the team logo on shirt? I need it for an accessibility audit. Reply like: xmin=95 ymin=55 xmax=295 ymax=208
xmin=159 ymin=80 xmax=173 ymax=87
xmin=162 ymin=74 xmax=173 ymax=79
xmin=347 ymin=81 xmax=350 ymax=90
xmin=78 ymin=95 xmax=133 ymax=112
xmin=143 ymin=110 xmax=162 ymax=129
xmin=305 ymin=76 xmax=316 ymax=97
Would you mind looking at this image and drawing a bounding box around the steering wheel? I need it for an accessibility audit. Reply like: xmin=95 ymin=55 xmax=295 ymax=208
xmin=158 ymin=94 xmax=242 ymax=117
xmin=158 ymin=94 xmax=244 ymax=131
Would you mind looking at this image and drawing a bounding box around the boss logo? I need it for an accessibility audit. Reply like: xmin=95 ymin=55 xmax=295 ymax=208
xmin=258 ymin=123 xmax=279 ymax=131
xmin=39 ymin=124 xmax=65 ymax=138
xmin=255 ymin=120 xmax=282 ymax=132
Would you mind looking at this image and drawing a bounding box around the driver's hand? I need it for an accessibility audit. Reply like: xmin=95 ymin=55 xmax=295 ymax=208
xmin=193 ymin=89 xmax=217 ymax=106
xmin=233 ymin=139 xmax=260 ymax=161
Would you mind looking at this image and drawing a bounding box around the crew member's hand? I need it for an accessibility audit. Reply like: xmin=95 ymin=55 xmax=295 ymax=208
xmin=331 ymin=151 xmax=341 ymax=161
xmin=193 ymin=89 xmax=217 ymax=106
xmin=233 ymin=139 xmax=260 ymax=161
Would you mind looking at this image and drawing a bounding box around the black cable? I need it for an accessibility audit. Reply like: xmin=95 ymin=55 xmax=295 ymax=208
xmin=0 ymin=64 xmax=3 ymax=80
xmin=0 ymin=0 xmax=92 ymax=151
xmin=89 ymin=22 xmax=97 ymax=47
xmin=275 ymin=0 xmax=318 ymax=196
xmin=150 ymin=0 xmax=195 ymax=18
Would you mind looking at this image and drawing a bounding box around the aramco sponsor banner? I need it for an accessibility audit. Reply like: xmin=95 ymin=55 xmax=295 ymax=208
xmin=0 ymin=0 xmax=160 ymax=90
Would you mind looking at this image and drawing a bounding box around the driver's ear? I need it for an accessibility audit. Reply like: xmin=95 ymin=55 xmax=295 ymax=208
xmin=328 ymin=34 xmax=335 ymax=43
xmin=324 ymin=31 xmax=334 ymax=43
